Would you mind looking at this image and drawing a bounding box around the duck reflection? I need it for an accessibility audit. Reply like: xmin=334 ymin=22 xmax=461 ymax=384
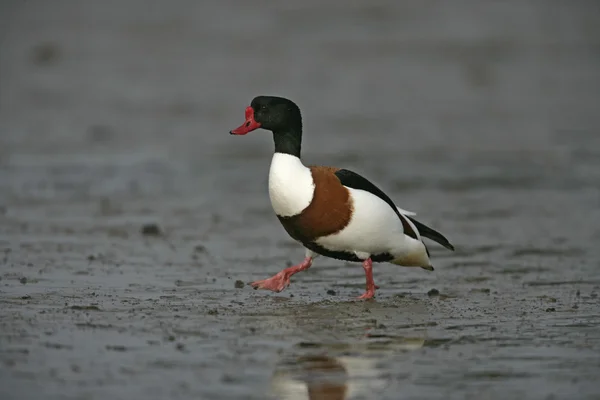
xmin=270 ymin=337 xmax=425 ymax=400
xmin=275 ymin=355 xmax=348 ymax=400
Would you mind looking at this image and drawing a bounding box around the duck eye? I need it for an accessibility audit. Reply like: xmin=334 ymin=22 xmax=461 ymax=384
xmin=261 ymin=105 xmax=267 ymax=110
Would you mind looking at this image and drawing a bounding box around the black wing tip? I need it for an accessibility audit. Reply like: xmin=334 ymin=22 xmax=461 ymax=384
xmin=443 ymin=242 xmax=455 ymax=251
xmin=407 ymin=216 xmax=455 ymax=251
xmin=436 ymin=238 xmax=455 ymax=251
xmin=431 ymin=236 xmax=455 ymax=251
xmin=433 ymin=239 xmax=455 ymax=251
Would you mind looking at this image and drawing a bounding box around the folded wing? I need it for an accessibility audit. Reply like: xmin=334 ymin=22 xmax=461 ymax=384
xmin=333 ymin=169 xmax=454 ymax=251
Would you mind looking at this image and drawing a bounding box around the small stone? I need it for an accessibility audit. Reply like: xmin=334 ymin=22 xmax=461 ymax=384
xmin=221 ymin=374 xmax=236 ymax=383
xmin=167 ymin=335 xmax=176 ymax=342
xmin=326 ymin=289 xmax=336 ymax=296
xmin=175 ymin=343 xmax=185 ymax=352
xmin=87 ymin=255 xmax=96 ymax=261
xmin=19 ymin=277 xmax=27 ymax=285
xmin=87 ymin=124 xmax=114 ymax=143
xmin=576 ymin=290 xmax=580 ymax=297
xmin=208 ymin=309 xmax=218 ymax=315
xmin=106 ymin=345 xmax=127 ymax=352
xmin=427 ymin=288 xmax=440 ymax=297
xmin=194 ymin=244 xmax=207 ymax=253
xmin=31 ymin=42 xmax=60 ymax=66
xmin=141 ymin=224 xmax=161 ymax=236
xmin=234 ymin=280 xmax=244 ymax=289
xmin=70 ymin=305 xmax=101 ymax=311
xmin=545 ymin=307 xmax=556 ymax=312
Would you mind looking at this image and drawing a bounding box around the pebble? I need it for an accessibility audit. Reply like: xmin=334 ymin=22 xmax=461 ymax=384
xmin=141 ymin=224 xmax=161 ymax=236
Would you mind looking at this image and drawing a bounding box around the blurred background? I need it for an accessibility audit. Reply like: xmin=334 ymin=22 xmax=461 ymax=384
xmin=1 ymin=1 xmax=599 ymax=400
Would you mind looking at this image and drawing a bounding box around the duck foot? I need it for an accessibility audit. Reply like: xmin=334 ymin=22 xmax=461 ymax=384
xmin=357 ymin=258 xmax=376 ymax=300
xmin=250 ymin=256 xmax=313 ymax=293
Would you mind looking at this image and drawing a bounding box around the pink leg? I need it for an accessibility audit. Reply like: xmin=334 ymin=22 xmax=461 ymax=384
xmin=357 ymin=258 xmax=376 ymax=299
xmin=250 ymin=256 xmax=313 ymax=293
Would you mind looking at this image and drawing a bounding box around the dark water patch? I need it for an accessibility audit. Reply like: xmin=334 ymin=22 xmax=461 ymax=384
xmin=293 ymin=336 xmax=427 ymax=353
xmin=512 ymin=247 xmax=585 ymax=258
xmin=173 ymin=279 xmax=203 ymax=287
xmin=446 ymin=260 xmax=492 ymax=269
xmin=469 ymin=288 xmax=491 ymax=294
xmin=87 ymin=124 xmax=116 ymax=144
xmin=276 ymin=240 xmax=299 ymax=249
xmin=463 ymin=276 xmax=491 ymax=283
xmin=243 ymin=206 xmax=276 ymax=218
xmin=70 ymin=305 xmax=102 ymax=311
xmin=106 ymin=345 xmax=128 ymax=352
xmin=391 ymin=178 xmax=428 ymax=192
xmin=525 ymin=280 xmax=600 ymax=287
xmin=43 ymin=342 xmax=73 ymax=350
xmin=552 ymin=322 xmax=600 ymax=328
xmin=31 ymin=42 xmax=61 ymax=66
xmin=171 ymin=329 xmax=210 ymax=338
xmin=75 ymin=322 xmax=125 ymax=332
xmin=438 ymin=175 xmax=540 ymax=192
xmin=463 ymin=370 xmax=534 ymax=380
xmin=444 ymin=244 xmax=504 ymax=257
xmin=457 ymin=208 xmax=514 ymax=219
xmin=501 ymin=265 xmax=550 ymax=275
xmin=445 ymin=323 xmax=491 ymax=331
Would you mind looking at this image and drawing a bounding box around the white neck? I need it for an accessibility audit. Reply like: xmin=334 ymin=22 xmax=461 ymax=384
xmin=268 ymin=152 xmax=315 ymax=217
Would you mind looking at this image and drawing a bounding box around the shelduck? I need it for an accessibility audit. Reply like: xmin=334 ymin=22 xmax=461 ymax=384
xmin=230 ymin=96 xmax=454 ymax=299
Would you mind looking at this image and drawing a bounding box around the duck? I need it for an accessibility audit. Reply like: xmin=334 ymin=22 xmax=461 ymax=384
xmin=229 ymin=96 xmax=454 ymax=299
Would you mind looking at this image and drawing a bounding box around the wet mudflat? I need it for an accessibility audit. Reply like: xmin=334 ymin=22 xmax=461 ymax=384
xmin=1 ymin=1 xmax=600 ymax=399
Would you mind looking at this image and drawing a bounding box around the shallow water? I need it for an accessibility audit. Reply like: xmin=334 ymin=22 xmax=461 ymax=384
xmin=1 ymin=1 xmax=600 ymax=399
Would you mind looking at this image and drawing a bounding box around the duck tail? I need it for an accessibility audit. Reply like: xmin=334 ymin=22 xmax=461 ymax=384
xmin=407 ymin=217 xmax=455 ymax=251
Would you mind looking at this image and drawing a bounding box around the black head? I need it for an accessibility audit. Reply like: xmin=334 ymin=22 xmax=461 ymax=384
xmin=229 ymin=96 xmax=302 ymax=135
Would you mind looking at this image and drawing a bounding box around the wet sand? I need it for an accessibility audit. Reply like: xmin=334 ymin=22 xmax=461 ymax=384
xmin=1 ymin=1 xmax=600 ymax=399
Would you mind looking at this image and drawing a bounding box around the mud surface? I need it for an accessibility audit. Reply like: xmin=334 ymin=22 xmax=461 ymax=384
xmin=1 ymin=1 xmax=600 ymax=399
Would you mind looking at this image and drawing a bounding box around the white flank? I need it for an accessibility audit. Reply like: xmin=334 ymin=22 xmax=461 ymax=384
xmin=315 ymin=187 xmax=430 ymax=267
xmin=268 ymin=153 xmax=315 ymax=217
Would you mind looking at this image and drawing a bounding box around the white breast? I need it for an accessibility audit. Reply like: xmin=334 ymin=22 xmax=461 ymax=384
xmin=268 ymin=153 xmax=315 ymax=217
